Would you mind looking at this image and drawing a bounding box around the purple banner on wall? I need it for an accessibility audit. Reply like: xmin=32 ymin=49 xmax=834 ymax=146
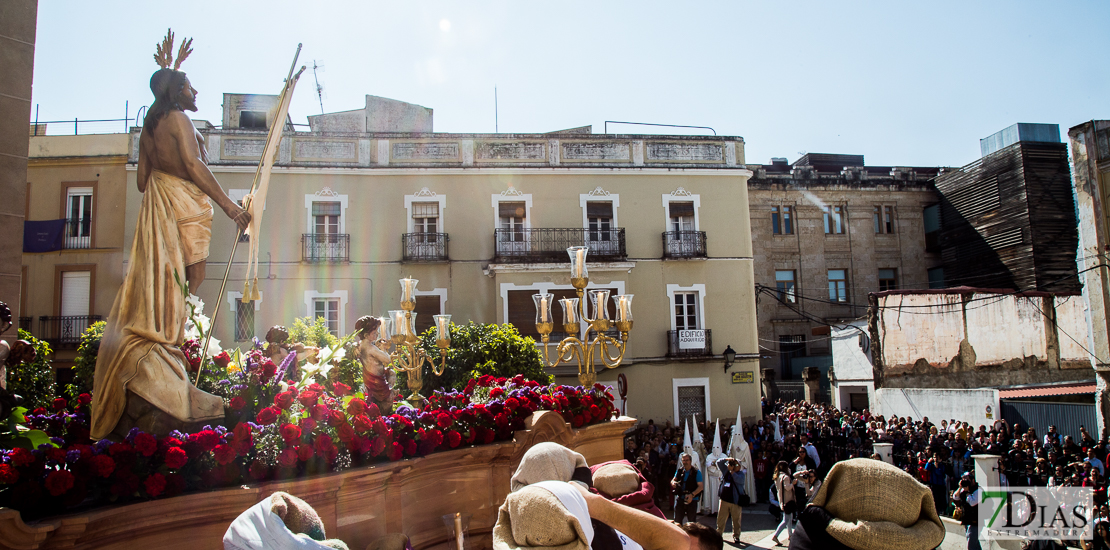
xmin=23 ymin=219 xmax=66 ymax=253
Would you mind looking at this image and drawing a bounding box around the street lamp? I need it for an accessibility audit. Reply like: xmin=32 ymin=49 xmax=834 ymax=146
xmin=534 ymin=246 xmax=634 ymax=386
xmin=385 ymin=277 xmax=451 ymax=404
xmin=722 ymin=344 xmax=736 ymax=372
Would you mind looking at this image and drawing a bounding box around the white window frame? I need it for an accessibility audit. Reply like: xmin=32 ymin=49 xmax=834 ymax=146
xmin=491 ymin=189 xmax=533 ymax=230
xmin=672 ymin=377 xmax=711 ymax=427
xmin=303 ymin=290 xmax=349 ymax=336
xmin=65 ymin=187 xmax=94 ymax=247
xmin=579 ymin=190 xmax=620 ymax=229
xmin=665 ymin=283 xmax=706 ymax=332
xmin=661 ymin=189 xmax=701 ymax=231
xmin=405 ymin=189 xmax=447 ymax=234
xmin=414 ymin=288 xmax=448 ymax=315
xmin=304 ymin=190 xmax=349 ymax=234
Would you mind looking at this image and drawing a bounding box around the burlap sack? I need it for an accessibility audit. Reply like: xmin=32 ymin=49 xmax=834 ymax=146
xmin=809 ymin=458 xmax=945 ymax=550
xmin=492 ymin=485 xmax=591 ymax=550
xmin=510 ymin=442 xmax=589 ymax=492
xmin=592 ymin=462 xmax=640 ymax=498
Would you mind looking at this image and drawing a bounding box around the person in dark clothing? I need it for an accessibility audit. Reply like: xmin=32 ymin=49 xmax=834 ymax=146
xmin=952 ymin=473 xmax=982 ymax=550
xmin=671 ymin=452 xmax=703 ymax=524
xmin=715 ymin=457 xmax=746 ymax=544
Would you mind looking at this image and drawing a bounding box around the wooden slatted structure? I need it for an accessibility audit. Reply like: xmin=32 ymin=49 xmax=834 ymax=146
xmin=935 ymin=141 xmax=1079 ymax=293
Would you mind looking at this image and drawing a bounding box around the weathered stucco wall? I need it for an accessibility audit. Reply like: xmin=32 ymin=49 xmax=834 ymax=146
xmin=876 ymin=294 xmax=964 ymax=367
xmin=830 ymin=323 xmax=876 ymax=410
xmin=874 ymin=290 xmax=1091 ymax=389
xmin=875 ymin=388 xmax=999 ymax=428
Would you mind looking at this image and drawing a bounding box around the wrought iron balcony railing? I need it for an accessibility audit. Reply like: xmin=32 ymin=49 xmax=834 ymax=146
xmin=302 ymin=233 xmax=350 ymax=263
xmin=402 ymin=233 xmax=450 ymax=261
xmin=666 ymin=329 xmax=713 ymax=357
xmin=18 ymin=317 xmax=32 ymax=332
xmin=494 ymin=228 xmax=626 ymax=263
xmin=64 ymin=218 xmax=92 ymax=249
xmin=38 ymin=315 xmax=102 ymax=347
xmin=662 ymin=230 xmax=707 ymax=259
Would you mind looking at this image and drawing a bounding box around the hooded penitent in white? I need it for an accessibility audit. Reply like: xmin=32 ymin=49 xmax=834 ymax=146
xmin=682 ymin=420 xmax=700 ymax=471
xmin=703 ymin=418 xmax=728 ymax=514
xmin=692 ymin=414 xmax=708 ymax=460
xmin=729 ymin=404 xmax=756 ymax=499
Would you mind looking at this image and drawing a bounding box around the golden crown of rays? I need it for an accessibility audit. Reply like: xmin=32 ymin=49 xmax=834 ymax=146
xmin=153 ymin=28 xmax=193 ymax=70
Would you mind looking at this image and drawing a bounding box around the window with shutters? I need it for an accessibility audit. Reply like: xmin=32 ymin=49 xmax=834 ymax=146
xmin=60 ymin=271 xmax=91 ymax=318
xmin=668 ymin=201 xmax=695 ymax=233
xmin=305 ymin=200 xmax=347 ymax=262
xmin=313 ymin=202 xmax=341 ymax=235
xmin=586 ymin=201 xmax=613 ymax=241
xmin=65 ymin=186 xmax=93 ymax=249
xmin=506 ymin=288 xmax=617 ymax=340
xmin=235 ymin=301 xmax=255 ymax=341
xmin=498 ymin=201 xmax=526 ymax=243
xmin=314 ymin=298 xmax=340 ymax=337
xmin=412 ymin=202 xmax=439 ymax=237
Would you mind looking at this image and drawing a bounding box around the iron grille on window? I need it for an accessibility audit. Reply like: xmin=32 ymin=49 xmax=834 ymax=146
xmin=493 ymin=228 xmax=626 ymax=262
xmin=666 ymin=329 xmax=712 ymax=357
xmin=63 ymin=218 xmax=92 ymax=249
xmin=661 ymin=231 xmax=707 ymax=258
xmin=302 ymin=233 xmax=350 ymax=262
xmin=38 ymin=315 xmax=101 ymax=347
xmin=236 ymin=301 xmax=255 ymax=342
xmin=402 ymin=233 xmax=449 ymax=261
xmin=677 ymin=385 xmax=707 ymax=424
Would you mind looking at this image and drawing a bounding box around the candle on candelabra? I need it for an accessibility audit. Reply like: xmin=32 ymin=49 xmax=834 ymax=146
xmin=561 ymin=298 xmax=577 ymax=324
xmin=454 ymin=512 xmax=464 ymax=550
xmin=568 ymin=246 xmax=588 ymax=280
xmin=400 ymin=277 xmax=419 ymax=304
xmin=540 ymin=295 xmax=548 ymax=322
xmin=618 ymin=295 xmax=629 ymax=321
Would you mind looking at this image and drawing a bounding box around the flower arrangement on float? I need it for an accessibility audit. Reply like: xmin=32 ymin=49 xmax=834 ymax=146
xmin=0 ymin=339 xmax=615 ymax=518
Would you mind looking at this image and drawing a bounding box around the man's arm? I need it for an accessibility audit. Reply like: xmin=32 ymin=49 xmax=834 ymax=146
xmin=167 ymin=112 xmax=250 ymax=230
xmin=576 ymin=486 xmax=691 ymax=550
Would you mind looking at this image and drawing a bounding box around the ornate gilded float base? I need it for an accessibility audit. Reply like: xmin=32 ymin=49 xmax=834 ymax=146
xmin=0 ymin=411 xmax=634 ymax=550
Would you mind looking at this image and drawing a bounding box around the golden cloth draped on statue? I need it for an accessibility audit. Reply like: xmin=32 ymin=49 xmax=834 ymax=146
xmin=91 ymin=170 xmax=224 ymax=440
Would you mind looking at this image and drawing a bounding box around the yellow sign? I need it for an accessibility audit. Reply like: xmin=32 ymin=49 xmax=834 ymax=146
xmin=731 ymin=371 xmax=753 ymax=384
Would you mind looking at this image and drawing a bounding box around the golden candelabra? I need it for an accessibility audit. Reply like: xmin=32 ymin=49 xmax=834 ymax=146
xmin=383 ymin=278 xmax=451 ymax=404
xmin=534 ymin=246 xmax=634 ymax=387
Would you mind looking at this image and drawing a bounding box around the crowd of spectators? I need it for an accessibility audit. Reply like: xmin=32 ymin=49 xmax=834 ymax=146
xmin=622 ymin=398 xmax=1110 ymax=519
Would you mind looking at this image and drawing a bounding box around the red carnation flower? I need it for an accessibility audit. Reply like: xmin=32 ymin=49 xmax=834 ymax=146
xmin=194 ymin=429 xmax=219 ymax=452
xmin=52 ymin=397 xmax=67 ymax=411
xmin=296 ymin=445 xmax=313 ymax=462
xmin=388 ymin=442 xmax=403 ymax=461
xmin=144 ymin=473 xmax=166 ymax=497
xmin=589 ymin=404 xmax=601 ymax=420
xmin=436 ymin=412 xmax=453 ymax=429
xmin=447 ymin=430 xmax=462 ymax=448
xmin=260 ymin=359 xmax=277 ymax=382
xmin=213 ymin=444 xmax=236 ymax=465
xmin=164 ymin=446 xmax=188 ymax=469
xmin=371 ymin=436 xmax=387 ymax=457
xmin=134 ymin=433 xmax=158 ymax=457
xmin=89 ymin=454 xmax=115 ymax=478
xmin=278 ymin=447 xmax=299 ymax=468
xmin=229 ymin=396 xmax=246 ymax=411
xmin=108 ymin=442 xmax=133 ymax=457
xmin=403 ymin=439 xmax=417 ymax=457
xmin=279 ymin=423 xmax=301 ymax=443
xmin=347 ymin=398 xmax=367 ymax=416
xmin=77 ymin=393 xmax=92 ymax=406
xmin=504 ymin=397 xmax=520 ymax=411
xmin=45 ymin=469 xmax=75 ymax=496
xmin=0 ymin=464 xmax=18 ymax=484
xmin=489 ymin=387 xmax=505 ymax=399
xmin=333 ymin=382 xmax=352 ymax=397
xmin=47 ymin=447 xmax=66 ymax=463
xmin=256 ymin=407 xmax=279 ymax=425
xmin=274 ymin=390 xmax=295 ymax=410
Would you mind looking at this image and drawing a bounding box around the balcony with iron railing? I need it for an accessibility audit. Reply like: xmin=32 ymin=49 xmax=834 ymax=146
xmin=662 ymin=231 xmax=707 ymax=259
xmin=38 ymin=315 xmax=102 ymax=348
xmin=64 ymin=218 xmax=92 ymax=250
xmin=302 ymin=233 xmax=350 ymax=263
xmin=402 ymin=233 xmax=450 ymax=262
xmin=666 ymin=329 xmax=713 ymax=357
xmin=493 ymin=228 xmax=626 ymax=263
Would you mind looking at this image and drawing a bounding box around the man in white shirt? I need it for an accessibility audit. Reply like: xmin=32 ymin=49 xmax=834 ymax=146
xmin=1087 ymin=448 xmax=1106 ymax=477
xmin=800 ymin=434 xmax=820 ymax=469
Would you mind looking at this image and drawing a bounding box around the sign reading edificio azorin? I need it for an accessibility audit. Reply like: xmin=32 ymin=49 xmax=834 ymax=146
xmin=678 ymin=330 xmax=706 ymax=349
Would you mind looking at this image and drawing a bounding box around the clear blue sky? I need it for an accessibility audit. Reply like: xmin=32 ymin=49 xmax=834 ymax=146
xmin=31 ymin=0 xmax=1110 ymax=168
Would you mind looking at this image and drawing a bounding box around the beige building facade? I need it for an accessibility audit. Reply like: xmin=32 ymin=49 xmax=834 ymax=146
xmin=745 ymin=154 xmax=943 ymax=408
xmin=21 ymin=98 xmax=761 ymax=426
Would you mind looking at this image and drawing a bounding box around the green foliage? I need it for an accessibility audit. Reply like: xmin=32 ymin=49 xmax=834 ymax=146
xmin=66 ymin=321 xmax=105 ymax=401
xmin=288 ymin=316 xmax=339 ymax=349
xmin=7 ymin=330 xmax=56 ymax=410
xmin=334 ymin=340 xmax=361 ymax=391
xmin=399 ymin=322 xmax=553 ymax=395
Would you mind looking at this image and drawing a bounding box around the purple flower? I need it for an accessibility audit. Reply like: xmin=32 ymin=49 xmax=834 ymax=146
xmin=95 ymin=439 xmax=112 ymax=453
xmin=126 ymin=427 xmax=141 ymax=443
xmin=50 ymin=437 xmax=65 ymax=446
xmin=66 ymin=449 xmax=81 ymax=464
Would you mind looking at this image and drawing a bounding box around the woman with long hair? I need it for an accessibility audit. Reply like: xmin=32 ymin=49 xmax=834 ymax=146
xmin=771 ymin=460 xmax=796 ymax=546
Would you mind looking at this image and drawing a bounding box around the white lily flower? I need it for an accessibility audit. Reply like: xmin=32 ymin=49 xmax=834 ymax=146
xmin=185 ymin=294 xmax=205 ymax=313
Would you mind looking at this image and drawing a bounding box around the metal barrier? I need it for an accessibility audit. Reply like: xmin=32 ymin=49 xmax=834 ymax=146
xmin=302 ymin=233 xmax=349 ymax=263
xmin=37 ymin=315 xmax=102 ymax=347
xmin=662 ymin=231 xmax=707 ymax=258
xmin=402 ymin=233 xmax=449 ymax=261
xmin=494 ymin=228 xmax=626 ymax=262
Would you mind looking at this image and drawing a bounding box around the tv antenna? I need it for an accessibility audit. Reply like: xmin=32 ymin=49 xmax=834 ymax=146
xmin=312 ymin=60 xmax=326 ymax=114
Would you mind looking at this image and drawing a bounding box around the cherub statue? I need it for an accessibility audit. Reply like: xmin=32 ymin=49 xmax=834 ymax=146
xmin=0 ymin=302 xmax=34 ymax=419
xmin=355 ymin=316 xmax=394 ymax=414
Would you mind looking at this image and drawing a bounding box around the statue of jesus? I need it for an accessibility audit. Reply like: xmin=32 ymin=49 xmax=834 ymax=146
xmin=91 ymin=30 xmax=251 ymax=440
